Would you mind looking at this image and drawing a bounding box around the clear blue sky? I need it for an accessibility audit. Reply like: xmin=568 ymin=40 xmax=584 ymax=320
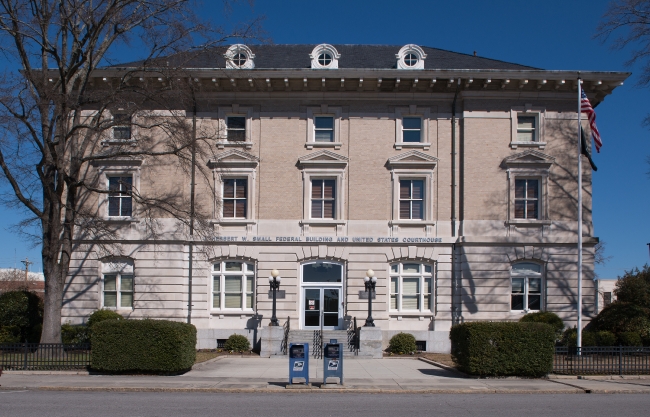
xmin=1 ymin=0 xmax=647 ymax=279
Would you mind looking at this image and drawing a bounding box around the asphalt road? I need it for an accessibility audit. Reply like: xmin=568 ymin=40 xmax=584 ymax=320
xmin=1 ymin=391 xmax=649 ymax=417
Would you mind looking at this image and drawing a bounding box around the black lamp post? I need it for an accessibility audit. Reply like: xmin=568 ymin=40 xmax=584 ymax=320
xmin=269 ymin=269 xmax=281 ymax=326
xmin=364 ymin=269 xmax=377 ymax=327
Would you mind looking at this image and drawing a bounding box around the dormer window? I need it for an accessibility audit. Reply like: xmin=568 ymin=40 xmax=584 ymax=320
xmin=310 ymin=44 xmax=340 ymax=69
xmin=225 ymin=44 xmax=255 ymax=69
xmin=396 ymin=44 xmax=427 ymax=69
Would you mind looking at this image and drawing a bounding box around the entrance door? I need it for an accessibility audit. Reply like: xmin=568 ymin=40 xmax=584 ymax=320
xmin=303 ymin=287 xmax=341 ymax=329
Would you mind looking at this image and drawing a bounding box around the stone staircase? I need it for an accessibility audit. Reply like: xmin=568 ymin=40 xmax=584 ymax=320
xmin=287 ymin=329 xmax=372 ymax=358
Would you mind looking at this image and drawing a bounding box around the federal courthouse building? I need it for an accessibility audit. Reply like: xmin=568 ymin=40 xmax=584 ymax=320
xmin=62 ymin=44 xmax=628 ymax=354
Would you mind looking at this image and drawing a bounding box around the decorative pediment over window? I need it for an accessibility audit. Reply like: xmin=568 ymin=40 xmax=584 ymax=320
xmin=298 ymin=150 xmax=348 ymax=169
xmin=386 ymin=150 xmax=439 ymax=170
xmin=502 ymin=150 xmax=555 ymax=170
xmin=208 ymin=149 xmax=259 ymax=169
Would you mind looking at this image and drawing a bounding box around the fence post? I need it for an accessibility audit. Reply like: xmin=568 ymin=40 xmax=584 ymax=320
xmin=23 ymin=342 xmax=28 ymax=371
xmin=619 ymin=345 xmax=623 ymax=376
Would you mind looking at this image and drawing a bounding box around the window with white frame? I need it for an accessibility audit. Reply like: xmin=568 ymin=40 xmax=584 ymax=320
xmin=402 ymin=117 xmax=422 ymax=143
xmin=516 ymin=114 xmax=537 ymax=142
xmin=225 ymin=44 xmax=255 ymax=69
xmin=390 ymin=262 xmax=433 ymax=311
xmin=310 ymin=44 xmax=340 ymax=69
xmin=112 ymin=113 xmax=132 ymax=140
xmin=311 ymin=179 xmax=336 ymax=219
xmin=399 ymin=179 xmax=424 ymax=220
xmin=222 ymin=178 xmax=248 ymax=218
xmin=101 ymin=259 xmax=134 ymax=310
xmin=226 ymin=116 xmax=246 ymax=141
xmin=108 ymin=176 xmax=133 ymax=217
xmin=514 ymin=178 xmax=539 ymax=219
xmin=212 ymin=261 xmax=255 ymax=310
xmin=511 ymin=262 xmax=542 ymax=311
xmin=395 ymin=44 xmax=427 ymax=69
xmin=314 ymin=117 xmax=334 ymax=142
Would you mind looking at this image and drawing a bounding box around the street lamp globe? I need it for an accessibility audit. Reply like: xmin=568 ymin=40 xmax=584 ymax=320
xmin=271 ymin=269 xmax=280 ymax=278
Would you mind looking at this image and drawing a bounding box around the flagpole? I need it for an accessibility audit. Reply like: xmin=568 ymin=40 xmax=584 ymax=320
xmin=577 ymin=77 xmax=583 ymax=351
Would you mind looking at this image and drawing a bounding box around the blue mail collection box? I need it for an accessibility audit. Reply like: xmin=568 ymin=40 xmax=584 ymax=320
xmin=288 ymin=343 xmax=309 ymax=385
xmin=323 ymin=340 xmax=343 ymax=385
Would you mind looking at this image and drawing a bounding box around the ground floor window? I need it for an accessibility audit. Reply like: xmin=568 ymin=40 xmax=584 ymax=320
xmin=389 ymin=262 xmax=433 ymax=312
xmin=103 ymin=273 xmax=133 ymax=309
xmin=212 ymin=261 xmax=255 ymax=310
xmin=511 ymin=262 xmax=542 ymax=311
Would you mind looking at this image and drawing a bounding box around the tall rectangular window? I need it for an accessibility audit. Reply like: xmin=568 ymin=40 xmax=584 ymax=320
xmin=108 ymin=176 xmax=133 ymax=217
xmin=402 ymin=117 xmax=422 ymax=142
xmin=514 ymin=179 xmax=539 ymax=219
xmin=399 ymin=180 xmax=424 ymax=220
xmin=311 ymin=179 xmax=336 ymax=219
xmin=511 ymin=263 xmax=543 ymax=311
xmin=314 ymin=116 xmax=334 ymax=142
xmin=212 ymin=261 xmax=255 ymax=310
xmin=103 ymin=273 xmax=134 ymax=308
xmin=112 ymin=113 xmax=132 ymax=140
xmin=517 ymin=115 xmax=536 ymax=142
xmin=389 ymin=263 xmax=433 ymax=312
xmin=226 ymin=116 xmax=246 ymax=141
xmin=223 ymin=179 xmax=247 ymax=218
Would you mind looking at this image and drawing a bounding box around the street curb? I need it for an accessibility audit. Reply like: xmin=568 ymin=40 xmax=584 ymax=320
xmin=1 ymin=386 xmax=591 ymax=394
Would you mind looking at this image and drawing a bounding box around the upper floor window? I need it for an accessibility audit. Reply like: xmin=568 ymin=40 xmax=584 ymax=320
xmin=514 ymin=179 xmax=539 ymax=219
xmin=517 ymin=115 xmax=537 ymax=142
xmin=396 ymin=44 xmax=427 ymax=69
xmin=212 ymin=261 xmax=255 ymax=310
xmin=311 ymin=179 xmax=336 ymax=219
xmin=225 ymin=44 xmax=255 ymax=69
xmin=314 ymin=117 xmax=334 ymax=142
xmin=390 ymin=262 xmax=433 ymax=312
xmin=399 ymin=179 xmax=424 ymax=220
xmin=226 ymin=116 xmax=246 ymax=141
xmin=402 ymin=117 xmax=422 ymax=142
xmin=511 ymin=262 xmax=542 ymax=312
xmin=112 ymin=113 xmax=132 ymax=140
xmin=108 ymin=176 xmax=132 ymax=217
xmin=223 ymin=178 xmax=247 ymax=219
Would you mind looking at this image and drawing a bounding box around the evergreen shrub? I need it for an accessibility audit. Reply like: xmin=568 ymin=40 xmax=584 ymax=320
xmin=87 ymin=309 xmax=123 ymax=328
xmin=224 ymin=334 xmax=250 ymax=352
xmin=618 ymin=332 xmax=643 ymax=347
xmin=0 ymin=290 xmax=43 ymax=343
xmin=91 ymin=319 xmax=196 ymax=373
xmin=519 ymin=311 xmax=564 ymax=337
xmin=61 ymin=323 xmax=90 ymax=345
xmin=450 ymin=322 xmax=554 ymax=377
xmin=388 ymin=332 xmax=417 ymax=354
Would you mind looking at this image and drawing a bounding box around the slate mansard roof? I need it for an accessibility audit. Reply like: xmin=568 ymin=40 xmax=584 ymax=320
xmin=114 ymin=44 xmax=539 ymax=71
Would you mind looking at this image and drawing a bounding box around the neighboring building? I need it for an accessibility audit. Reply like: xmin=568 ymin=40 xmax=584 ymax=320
xmin=0 ymin=268 xmax=45 ymax=295
xmin=594 ymin=278 xmax=618 ymax=313
xmin=61 ymin=44 xmax=628 ymax=354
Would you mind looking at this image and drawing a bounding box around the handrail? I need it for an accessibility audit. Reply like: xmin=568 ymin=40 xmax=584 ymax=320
xmin=281 ymin=316 xmax=290 ymax=355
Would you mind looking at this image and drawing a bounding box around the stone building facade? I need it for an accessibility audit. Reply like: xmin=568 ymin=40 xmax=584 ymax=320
xmin=61 ymin=44 xmax=628 ymax=354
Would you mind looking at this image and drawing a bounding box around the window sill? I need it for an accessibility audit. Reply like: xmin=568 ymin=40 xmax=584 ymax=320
xmin=101 ymin=307 xmax=134 ymax=312
xmin=300 ymin=219 xmax=346 ymax=226
xmin=102 ymin=140 xmax=137 ymax=147
xmin=394 ymin=142 xmax=431 ymax=150
xmin=306 ymin=142 xmax=342 ymax=150
xmin=389 ymin=312 xmax=434 ymax=318
xmin=506 ymin=219 xmax=552 ymax=227
xmin=509 ymin=141 xmax=546 ymax=150
xmin=389 ymin=220 xmax=435 ymax=226
xmin=104 ymin=217 xmax=138 ymax=223
xmin=210 ymin=310 xmax=255 ymax=317
xmin=216 ymin=141 xmax=253 ymax=150
xmin=211 ymin=219 xmax=256 ymax=226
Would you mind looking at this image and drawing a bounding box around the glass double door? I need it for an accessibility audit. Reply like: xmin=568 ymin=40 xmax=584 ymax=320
xmin=303 ymin=287 xmax=341 ymax=329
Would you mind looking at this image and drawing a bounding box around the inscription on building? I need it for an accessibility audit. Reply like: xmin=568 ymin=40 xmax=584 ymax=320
xmin=213 ymin=236 xmax=442 ymax=243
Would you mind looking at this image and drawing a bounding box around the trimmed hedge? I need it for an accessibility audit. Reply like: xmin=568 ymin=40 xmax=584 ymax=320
xmin=61 ymin=323 xmax=90 ymax=345
xmin=450 ymin=322 xmax=554 ymax=377
xmin=388 ymin=332 xmax=417 ymax=354
xmin=87 ymin=309 xmax=123 ymax=328
xmin=519 ymin=311 xmax=564 ymax=337
xmin=224 ymin=334 xmax=250 ymax=352
xmin=91 ymin=319 xmax=196 ymax=373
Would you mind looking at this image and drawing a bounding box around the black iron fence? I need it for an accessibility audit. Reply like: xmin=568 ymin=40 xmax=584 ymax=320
xmin=554 ymin=346 xmax=650 ymax=375
xmin=0 ymin=343 xmax=91 ymax=370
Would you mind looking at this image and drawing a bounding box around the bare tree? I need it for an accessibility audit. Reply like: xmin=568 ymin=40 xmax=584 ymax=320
xmin=0 ymin=0 xmax=260 ymax=343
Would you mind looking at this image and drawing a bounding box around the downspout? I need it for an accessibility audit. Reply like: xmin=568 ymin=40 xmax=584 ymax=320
xmin=187 ymin=96 xmax=197 ymax=324
xmin=451 ymin=79 xmax=461 ymax=324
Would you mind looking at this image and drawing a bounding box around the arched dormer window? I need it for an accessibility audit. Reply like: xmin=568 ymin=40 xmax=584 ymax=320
xmin=225 ymin=44 xmax=255 ymax=69
xmin=310 ymin=44 xmax=340 ymax=69
xmin=396 ymin=44 xmax=427 ymax=69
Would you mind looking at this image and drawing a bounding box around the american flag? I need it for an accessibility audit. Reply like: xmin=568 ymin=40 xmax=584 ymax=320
xmin=581 ymin=87 xmax=602 ymax=153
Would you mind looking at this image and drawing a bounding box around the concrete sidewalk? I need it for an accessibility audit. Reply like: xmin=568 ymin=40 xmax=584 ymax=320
xmin=1 ymin=357 xmax=650 ymax=394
